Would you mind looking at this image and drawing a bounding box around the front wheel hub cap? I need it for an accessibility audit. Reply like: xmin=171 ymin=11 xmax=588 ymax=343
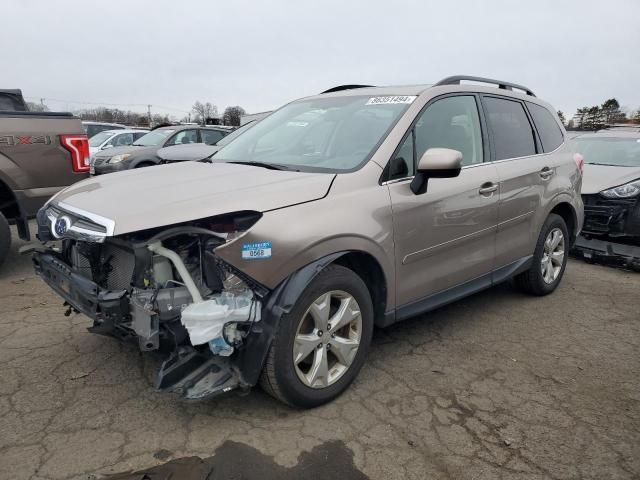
xmin=292 ymin=290 xmax=362 ymax=389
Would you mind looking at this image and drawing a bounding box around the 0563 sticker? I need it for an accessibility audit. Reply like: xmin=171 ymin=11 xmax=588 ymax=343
xmin=241 ymin=241 xmax=272 ymax=260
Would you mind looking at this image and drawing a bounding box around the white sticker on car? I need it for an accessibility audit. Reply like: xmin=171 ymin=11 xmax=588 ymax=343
xmin=241 ymin=241 xmax=272 ymax=260
xmin=366 ymin=96 xmax=416 ymax=105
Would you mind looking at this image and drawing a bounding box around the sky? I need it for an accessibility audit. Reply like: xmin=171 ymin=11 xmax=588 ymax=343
xmin=2 ymin=0 xmax=639 ymax=120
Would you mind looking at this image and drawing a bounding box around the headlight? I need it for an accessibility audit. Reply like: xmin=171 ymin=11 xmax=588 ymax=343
xmin=108 ymin=153 xmax=131 ymax=164
xmin=600 ymin=179 xmax=640 ymax=199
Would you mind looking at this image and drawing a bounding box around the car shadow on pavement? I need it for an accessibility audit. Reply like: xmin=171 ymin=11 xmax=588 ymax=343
xmin=105 ymin=439 xmax=369 ymax=480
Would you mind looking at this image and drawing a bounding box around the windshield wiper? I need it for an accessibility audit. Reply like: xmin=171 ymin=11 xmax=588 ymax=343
xmin=227 ymin=161 xmax=298 ymax=171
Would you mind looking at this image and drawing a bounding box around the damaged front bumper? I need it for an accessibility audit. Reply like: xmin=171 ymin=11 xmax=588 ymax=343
xmin=33 ymin=250 xmax=243 ymax=399
xmin=574 ymin=194 xmax=640 ymax=269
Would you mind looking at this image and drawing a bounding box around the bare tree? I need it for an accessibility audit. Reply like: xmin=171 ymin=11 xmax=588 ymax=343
xmin=26 ymin=101 xmax=49 ymax=112
xmin=222 ymin=106 xmax=246 ymax=126
xmin=557 ymin=110 xmax=566 ymax=126
xmin=192 ymin=101 xmax=218 ymax=124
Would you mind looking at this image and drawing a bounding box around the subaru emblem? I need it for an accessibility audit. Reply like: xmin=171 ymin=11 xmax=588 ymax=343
xmin=53 ymin=216 xmax=70 ymax=238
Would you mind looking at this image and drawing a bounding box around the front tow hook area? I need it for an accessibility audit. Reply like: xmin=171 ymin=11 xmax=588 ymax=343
xmin=156 ymin=347 xmax=240 ymax=401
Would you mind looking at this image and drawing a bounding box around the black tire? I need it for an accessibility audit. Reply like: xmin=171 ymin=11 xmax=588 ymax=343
xmin=0 ymin=211 xmax=10 ymax=267
xmin=515 ymin=213 xmax=569 ymax=296
xmin=260 ymin=265 xmax=374 ymax=408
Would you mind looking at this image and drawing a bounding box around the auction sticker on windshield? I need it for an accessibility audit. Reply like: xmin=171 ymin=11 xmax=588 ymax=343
xmin=366 ymin=96 xmax=416 ymax=105
xmin=242 ymin=241 xmax=272 ymax=260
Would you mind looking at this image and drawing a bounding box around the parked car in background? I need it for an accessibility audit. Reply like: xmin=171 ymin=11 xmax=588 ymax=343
xmin=82 ymin=121 xmax=126 ymax=138
xmin=156 ymin=120 xmax=256 ymax=163
xmin=89 ymin=129 xmax=149 ymax=157
xmin=573 ymin=130 xmax=640 ymax=267
xmin=31 ymin=76 xmax=583 ymax=407
xmin=0 ymin=89 xmax=88 ymax=266
xmin=90 ymin=125 xmax=231 ymax=175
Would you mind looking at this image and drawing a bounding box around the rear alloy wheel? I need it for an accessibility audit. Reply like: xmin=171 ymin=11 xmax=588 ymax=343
xmin=541 ymin=228 xmax=565 ymax=284
xmin=260 ymin=265 xmax=373 ymax=407
xmin=515 ymin=213 xmax=569 ymax=296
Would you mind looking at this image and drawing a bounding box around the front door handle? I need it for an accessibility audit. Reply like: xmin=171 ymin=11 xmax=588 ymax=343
xmin=479 ymin=182 xmax=498 ymax=195
xmin=540 ymin=166 xmax=554 ymax=179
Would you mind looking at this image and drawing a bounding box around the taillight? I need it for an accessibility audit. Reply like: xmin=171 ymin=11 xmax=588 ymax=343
xmin=573 ymin=153 xmax=584 ymax=174
xmin=60 ymin=134 xmax=90 ymax=173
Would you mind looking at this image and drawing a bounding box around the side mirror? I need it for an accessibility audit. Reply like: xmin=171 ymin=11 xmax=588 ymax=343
xmin=410 ymin=148 xmax=463 ymax=195
xmin=101 ymin=144 xmax=114 ymax=150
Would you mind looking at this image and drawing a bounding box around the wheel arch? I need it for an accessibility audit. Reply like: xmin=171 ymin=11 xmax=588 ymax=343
xmin=130 ymin=158 xmax=159 ymax=168
xmin=332 ymin=251 xmax=388 ymax=327
xmin=0 ymin=177 xmax=20 ymax=221
xmin=232 ymin=250 xmax=389 ymax=387
xmin=547 ymin=197 xmax=579 ymax=246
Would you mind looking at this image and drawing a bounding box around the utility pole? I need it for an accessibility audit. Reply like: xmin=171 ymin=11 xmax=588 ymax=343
xmin=147 ymin=104 xmax=152 ymax=128
xmin=40 ymin=98 xmax=45 ymax=110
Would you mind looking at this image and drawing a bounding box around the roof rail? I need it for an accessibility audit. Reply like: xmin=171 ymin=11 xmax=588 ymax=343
xmin=321 ymin=84 xmax=374 ymax=94
xmin=434 ymin=75 xmax=536 ymax=97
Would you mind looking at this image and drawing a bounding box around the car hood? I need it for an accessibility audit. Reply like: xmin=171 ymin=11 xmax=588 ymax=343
xmin=92 ymin=145 xmax=156 ymax=159
xmin=582 ymin=164 xmax=640 ymax=194
xmin=52 ymin=161 xmax=335 ymax=235
xmin=157 ymin=143 xmax=220 ymax=162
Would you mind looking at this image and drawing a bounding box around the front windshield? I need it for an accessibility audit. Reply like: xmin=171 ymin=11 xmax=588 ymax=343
xmin=133 ymin=129 xmax=176 ymax=146
xmin=89 ymin=131 xmax=115 ymax=147
xmin=213 ymin=95 xmax=414 ymax=172
xmin=576 ymin=136 xmax=640 ymax=167
xmin=215 ymin=121 xmax=257 ymax=148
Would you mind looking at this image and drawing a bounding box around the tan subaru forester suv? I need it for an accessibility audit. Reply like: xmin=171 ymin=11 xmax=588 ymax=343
xmin=30 ymin=76 xmax=583 ymax=407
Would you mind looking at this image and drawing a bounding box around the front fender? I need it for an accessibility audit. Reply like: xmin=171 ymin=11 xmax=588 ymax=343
xmin=233 ymin=252 xmax=346 ymax=386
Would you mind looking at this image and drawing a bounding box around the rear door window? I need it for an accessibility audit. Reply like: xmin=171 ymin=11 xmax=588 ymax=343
xmin=483 ymin=97 xmax=537 ymax=160
xmin=107 ymin=133 xmax=134 ymax=147
xmin=527 ymin=102 xmax=564 ymax=152
xmin=166 ymin=129 xmax=199 ymax=146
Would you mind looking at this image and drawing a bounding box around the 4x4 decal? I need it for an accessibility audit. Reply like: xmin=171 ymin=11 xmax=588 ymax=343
xmin=0 ymin=135 xmax=52 ymax=146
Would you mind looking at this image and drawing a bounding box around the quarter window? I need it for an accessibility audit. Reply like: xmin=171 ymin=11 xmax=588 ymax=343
xmin=483 ymin=97 xmax=537 ymax=160
xmin=201 ymin=129 xmax=226 ymax=145
xmin=527 ymin=102 xmax=564 ymax=152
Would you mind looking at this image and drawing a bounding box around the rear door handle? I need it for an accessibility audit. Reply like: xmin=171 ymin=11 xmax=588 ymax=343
xmin=479 ymin=182 xmax=498 ymax=195
xmin=540 ymin=166 xmax=553 ymax=179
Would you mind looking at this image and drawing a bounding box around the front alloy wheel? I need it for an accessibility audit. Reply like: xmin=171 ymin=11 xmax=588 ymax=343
xmin=260 ymin=265 xmax=373 ymax=408
xmin=293 ymin=291 xmax=362 ymax=388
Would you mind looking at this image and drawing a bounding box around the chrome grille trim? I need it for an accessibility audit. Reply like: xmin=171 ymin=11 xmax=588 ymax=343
xmin=46 ymin=202 xmax=116 ymax=242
